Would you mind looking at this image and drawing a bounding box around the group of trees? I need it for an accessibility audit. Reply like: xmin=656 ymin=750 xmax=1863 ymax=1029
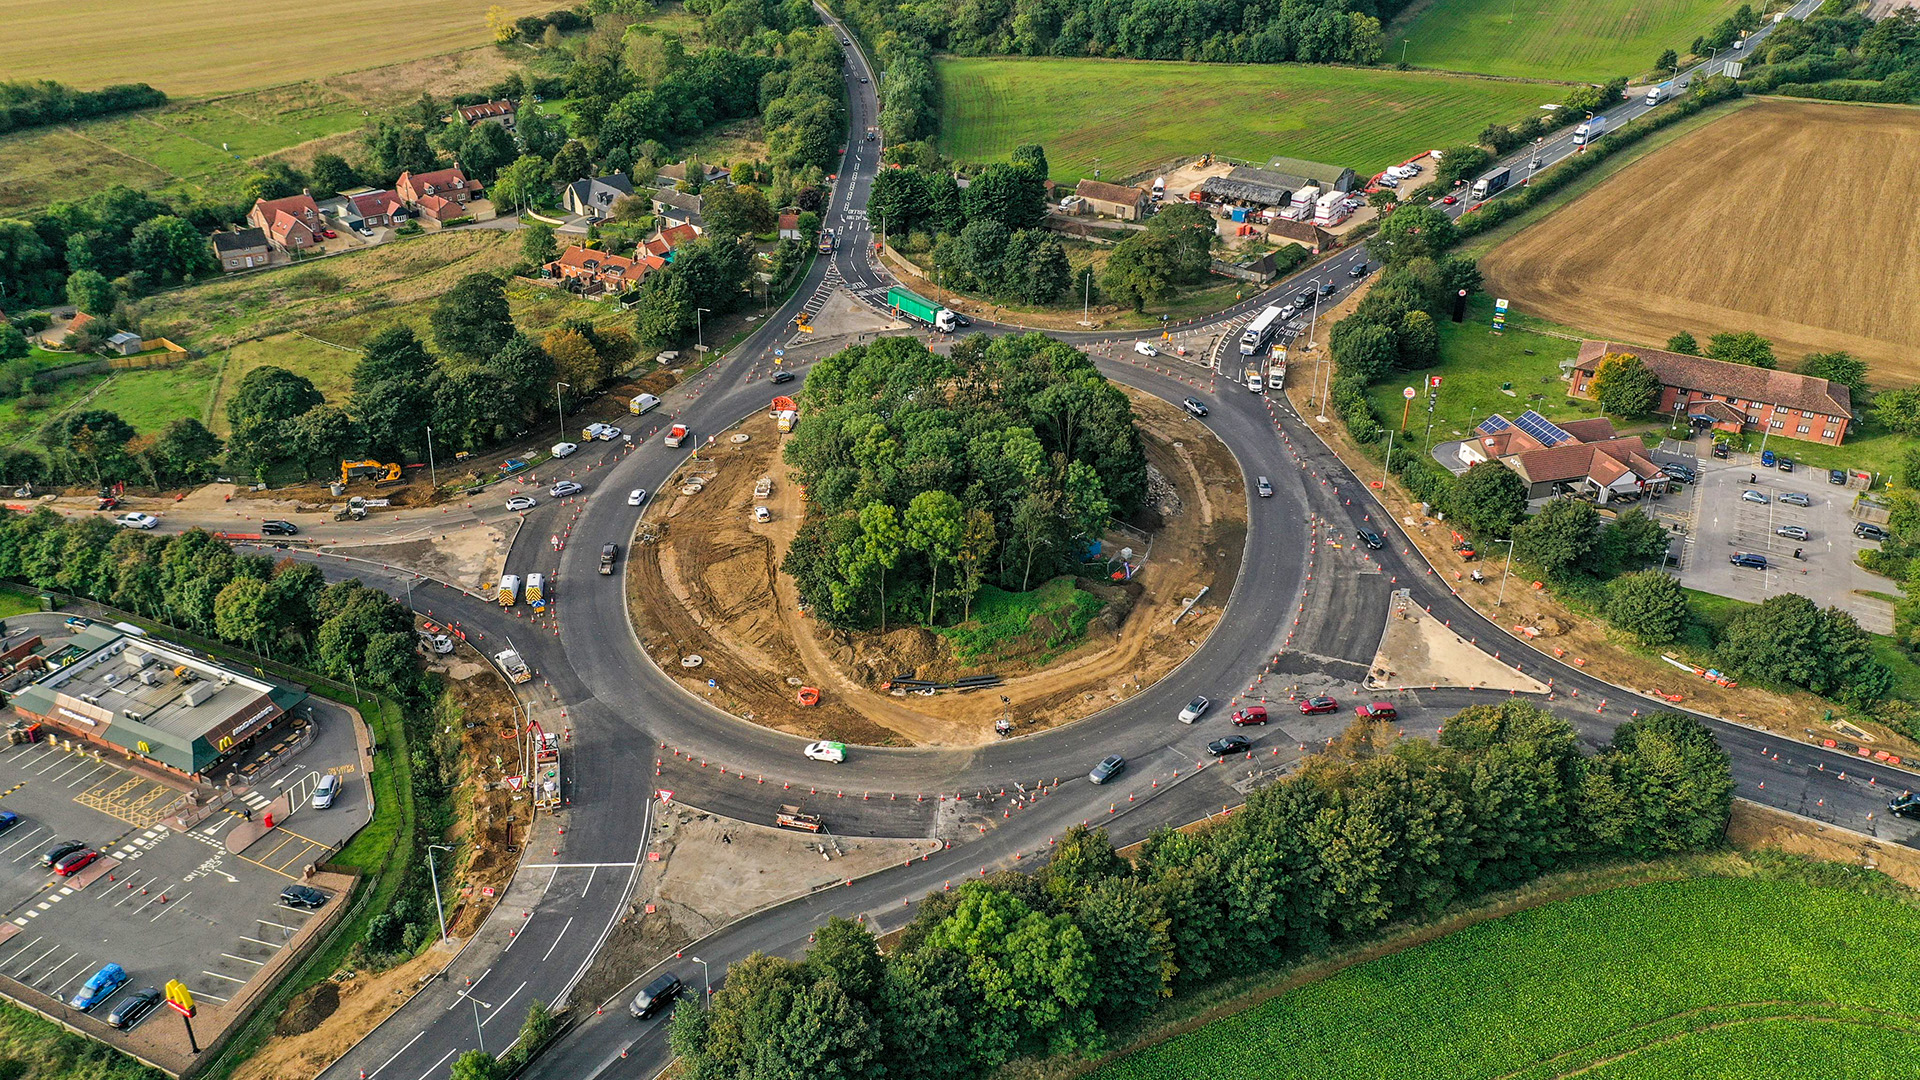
xmin=0 ymin=410 xmax=222 ymax=492
xmin=671 ymin=701 xmax=1733 ymax=1079
xmin=1744 ymin=3 xmax=1920 ymax=102
xmin=871 ymin=143 xmax=1079 ymax=306
xmin=0 ymin=79 xmax=166 ymax=136
xmin=0 ymin=183 xmax=221 ymax=315
xmin=1098 ymin=202 xmax=1217 ymax=311
xmin=781 ymin=332 xmax=1146 ymax=629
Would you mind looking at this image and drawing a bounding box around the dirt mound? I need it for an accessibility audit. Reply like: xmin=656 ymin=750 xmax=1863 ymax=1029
xmin=274 ymin=979 xmax=339 ymax=1037
xmin=851 ymin=627 xmax=949 ymax=683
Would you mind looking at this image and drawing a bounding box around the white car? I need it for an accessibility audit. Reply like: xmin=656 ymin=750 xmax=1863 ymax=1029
xmin=506 ymin=495 xmax=536 ymax=512
xmin=628 ymin=489 xmax=647 ymax=506
xmin=550 ymin=481 xmax=583 ymax=498
xmin=1178 ymin=695 xmax=1211 ymax=724
xmin=598 ymin=425 xmax=623 ymax=441
xmin=311 ymin=774 xmax=340 ymax=809
xmin=115 ymin=512 xmax=158 ymax=529
xmin=804 ymin=741 xmax=846 ymax=763
xmin=1133 ymin=341 xmax=1158 ymax=357
xmin=754 ymin=506 xmax=771 ymax=523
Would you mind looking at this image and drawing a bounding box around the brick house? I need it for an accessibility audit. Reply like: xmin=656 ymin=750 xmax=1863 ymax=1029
xmin=1074 ymin=179 xmax=1149 ymax=221
xmin=1571 ymin=341 xmax=1853 ymax=445
xmin=247 ymin=193 xmax=323 ymax=252
xmin=543 ymin=245 xmax=662 ymax=297
xmin=211 ymin=227 xmax=272 ymax=271
xmin=396 ymin=167 xmax=480 ymax=209
xmin=342 ymin=189 xmax=406 ymax=228
xmin=1456 ymin=412 xmax=1670 ymax=504
xmin=1266 ymin=218 xmax=1336 ymax=252
xmin=457 ymin=99 xmax=516 ymax=128
xmin=778 ymin=212 xmax=801 ymax=241
xmin=411 ymin=194 xmax=466 ymax=226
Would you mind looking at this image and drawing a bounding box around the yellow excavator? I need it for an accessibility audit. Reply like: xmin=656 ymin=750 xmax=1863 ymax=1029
xmin=340 ymin=460 xmax=402 ymax=486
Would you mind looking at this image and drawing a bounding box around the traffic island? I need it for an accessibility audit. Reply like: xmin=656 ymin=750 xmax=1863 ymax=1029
xmin=1367 ymin=589 xmax=1548 ymax=693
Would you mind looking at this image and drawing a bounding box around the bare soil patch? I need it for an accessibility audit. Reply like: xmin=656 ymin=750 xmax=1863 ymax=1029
xmin=628 ymin=390 xmax=1245 ymax=745
xmin=1482 ymin=99 xmax=1920 ymax=383
xmin=1727 ymin=800 xmax=1920 ymax=889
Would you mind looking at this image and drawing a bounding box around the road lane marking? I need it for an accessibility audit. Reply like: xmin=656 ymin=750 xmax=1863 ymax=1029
xmin=369 ymin=1030 xmax=426 ymax=1079
xmin=483 ymin=981 xmax=526 ymax=1026
xmin=447 ymin=966 xmax=492 ymax=1009
xmin=417 ymin=1048 xmax=458 ymax=1080
xmin=541 ymin=916 xmax=574 ymax=961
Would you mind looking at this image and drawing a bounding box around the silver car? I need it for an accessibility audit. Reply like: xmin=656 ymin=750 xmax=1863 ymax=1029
xmin=1088 ymin=755 xmax=1125 ymax=785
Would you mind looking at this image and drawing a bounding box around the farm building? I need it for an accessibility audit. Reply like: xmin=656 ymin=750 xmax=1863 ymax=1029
xmin=1266 ymin=156 xmax=1358 ymax=193
xmin=457 ymin=99 xmax=516 ymax=127
xmin=1455 ymin=411 xmax=1669 ymax=504
xmin=1267 ymin=218 xmax=1336 ymax=252
xmin=1571 ymin=341 xmax=1853 ymax=445
xmin=1073 ymin=179 xmax=1150 ymax=220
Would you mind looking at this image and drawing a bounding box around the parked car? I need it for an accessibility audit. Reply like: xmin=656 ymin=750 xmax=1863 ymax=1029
xmin=1775 ymin=525 xmax=1810 ymax=541
xmin=1299 ymin=696 xmax=1339 ymax=715
xmin=1087 ymin=755 xmax=1126 ymax=785
xmin=1856 ymin=522 xmax=1890 ymax=541
xmin=1778 ymin=456 xmax=1795 ymax=473
xmin=0 ymin=811 xmax=18 ymax=835
xmin=1711 ymin=442 xmax=1730 ymax=459
xmin=628 ymin=489 xmax=647 ymax=506
xmin=1730 ymin=553 xmax=1768 ymax=570
xmin=53 ymin=848 xmax=100 ymax=876
xmin=69 ymin=964 xmax=127 ymax=1011
xmin=1318 ymin=280 xmax=1335 ymax=296
xmin=1356 ymin=529 xmax=1384 ymax=550
xmin=1207 ymin=735 xmax=1251 ymax=757
xmin=40 ymin=840 xmax=86 ymax=867
xmin=1780 ymin=492 xmax=1811 ymax=507
xmin=115 ymin=512 xmax=159 ymax=529
xmin=311 ymin=773 xmax=340 ymax=809
xmin=261 ymin=519 xmax=299 ymax=535
xmin=1178 ymin=696 xmax=1211 ymax=724
xmin=1354 ymin=701 xmax=1397 ymax=720
xmin=1256 ymin=477 xmax=1273 ymax=498
xmin=506 ymin=495 xmax=537 ymax=512
xmin=356 ymin=227 xmax=375 ymax=238
xmin=281 ymin=884 xmax=329 ymax=909
xmin=754 ymin=506 xmax=772 ymax=523
xmin=630 ymin=972 xmax=684 ymax=1019
xmin=550 ymin=480 xmax=583 ymax=498
xmin=1741 ymin=490 xmax=1769 ymax=505
xmin=107 ymin=986 xmax=162 ymax=1030
xmin=1661 ymin=463 xmax=1697 ymax=484
xmin=771 ymin=369 xmax=795 ymax=384
xmin=1830 ymin=468 xmax=1848 ymax=485
xmin=552 ymin=442 xmax=578 ymax=459
xmin=1231 ymin=705 xmax=1269 ymax=726
xmin=804 ymin=741 xmax=846 ymax=763
xmin=1182 ymin=398 xmax=1209 ymax=418
xmin=1761 ymin=449 xmax=1776 ymax=467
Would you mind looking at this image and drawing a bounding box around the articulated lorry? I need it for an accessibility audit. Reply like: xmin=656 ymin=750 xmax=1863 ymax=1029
xmin=886 ymin=286 xmax=957 ymax=332
xmin=1573 ymin=116 xmax=1607 ymax=146
xmin=1471 ymin=166 xmax=1512 ymax=200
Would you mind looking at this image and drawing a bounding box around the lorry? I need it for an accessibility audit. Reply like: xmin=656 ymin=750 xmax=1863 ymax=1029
xmin=664 ymin=424 xmax=688 ymax=448
xmin=630 ymin=393 xmax=661 ymax=415
xmin=770 ymin=395 xmax=798 ymax=434
xmin=600 ymin=543 xmax=618 ymax=574
xmin=1573 ymin=116 xmax=1606 ymax=146
xmin=497 ymin=574 xmax=521 ymax=607
xmin=1243 ymin=366 xmax=1264 ymax=393
xmin=1266 ymin=352 xmax=1287 ymax=389
xmin=775 ymin=804 xmax=825 ymax=832
xmin=1644 ymin=83 xmax=1667 ymax=106
xmin=1471 ymin=166 xmax=1512 ymax=199
xmin=886 ymin=286 xmax=958 ymax=332
xmin=530 ymin=720 xmax=561 ymax=810
xmin=493 ymin=648 xmax=531 ymax=683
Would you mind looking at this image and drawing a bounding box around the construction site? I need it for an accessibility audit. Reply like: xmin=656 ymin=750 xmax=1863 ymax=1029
xmin=627 ymin=390 xmax=1247 ymax=746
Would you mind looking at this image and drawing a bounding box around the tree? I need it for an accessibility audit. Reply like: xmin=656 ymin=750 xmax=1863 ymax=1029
xmin=1099 ymin=232 xmax=1175 ymax=312
xmin=1452 ymin=462 xmax=1528 ymax=538
xmin=543 ymin=327 xmax=608 ymax=393
xmin=0 ymin=325 xmax=27 ymax=361
xmin=956 ymin=507 xmax=996 ymax=620
xmin=308 ymin=153 xmax=356 ymax=198
xmin=351 ymin=326 xmax=437 ymax=459
xmin=483 ymin=334 xmax=556 ymax=421
xmin=1665 ymin=331 xmax=1698 ymax=354
xmin=490 ymin=155 xmax=551 ymax=216
xmin=1590 ymin=352 xmax=1662 ymax=415
xmin=551 ymin=139 xmax=594 ymax=184
xmin=431 ymin=273 xmax=516 ymax=361
xmin=450 ymin=1049 xmax=498 ymax=1080
xmin=1818 ymin=606 xmax=1893 ymax=707
xmin=905 ymin=490 xmax=964 ymax=623
xmin=55 ymin=409 xmax=134 ymax=483
xmin=1600 ymin=507 xmax=1670 ymax=571
xmin=921 ymin=884 xmax=1097 ymax=1058
xmin=701 ymin=185 xmax=777 ymax=239
xmin=841 ymin=502 xmax=906 ymax=631
xmin=152 ymin=418 xmax=222 ymax=483
xmin=1606 ymin=570 xmax=1685 ymax=643
xmin=1512 ymin=496 xmax=1600 ymax=578
xmin=521 ymin=221 xmax=557 ymax=267
xmin=1874 ymin=386 xmax=1920 ymax=435
xmin=1706 ymin=330 xmax=1776 ymax=369
xmin=1799 ymin=351 xmax=1868 ymax=396
xmin=65 ymin=269 xmax=115 ymax=317
xmin=129 ymin=215 xmax=212 ymax=286
xmin=636 ymin=270 xmax=696 ymax=345
xmin=226 ymin=366 xmax=322 ymax=475
xmin=1581 ymin=713 xmax=1732 ymax=857
xmin=1374 ymin=203 xmax=1456 ymax=266
xmin=458 ymin=122 xmax=518 ymax=184
xmin=1656 ymin=48 xmax=1679 ymax=70
xmin=1721 ymin=593 xmax=1826 ymax=689
xmin=485 ymin=4 xmax=518 ymax=42
xmin=214 ymin=576 xmax=276 ymax=653
xmin=961 ymin=162 xmax=1044 ymax=231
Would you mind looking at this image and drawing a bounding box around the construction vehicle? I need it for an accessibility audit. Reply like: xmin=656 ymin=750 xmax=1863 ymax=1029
xmin=775 ymin=805 xmax=825 ymax=832
xmin=340 ymin=460 xmax=402 ymax=486
xmin=886 ymin=286 xmax=957 ymax=332
xmin=1243 ymin=366 xmax=1264 ymax=393
xmin=333 ymin=496 xmax=368 ymax=521
xmin=498 ymin=574 xmax=521 ymax=606
xmin=754 ymin=477 xmax=773 ymax=500
xmin=530 ymin=719 xmax=562 ymax=809
xmin=493 ymin=648 xmax=531 ymax=683
xmin=418 ymin=631 xmax=454 ymax=655
xmin=526 ymin=572 xmax=546 ymax=613
xmin=1266 ymin=349 xmax=1287 ymax=390
xmin=771 ymin=395 xmax=798 ymax=433
xmin=664 ymin=424 xmax=688 ymax=448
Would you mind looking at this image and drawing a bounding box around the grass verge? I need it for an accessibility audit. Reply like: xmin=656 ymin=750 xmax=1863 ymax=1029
xmin=938 ymin=576 xmax=1107 ymax=664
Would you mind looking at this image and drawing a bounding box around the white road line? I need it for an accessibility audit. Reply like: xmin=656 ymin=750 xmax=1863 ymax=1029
xmin=447 ymin=966 xmax=492 ymax=1009
xmin=417 ymin=1048 xmax=458 ymax=1080
xmin=220 ymin=952 xmax=265 ymax=966
xmin=201 ymin=970 xmax=248 ymax=983
xmin=150 ymin=890 xmax=191 ymax=921
xmin=236 ymin=935 xmax=282 ymax=949
xmin=483 ymin=981 xmax=526 ymax=1027
xmin=256 ymin=918 xmax=299 ymax=932
xmin=32 ymin=753 xmax=69 ymax=775
xmin=190 ymin=989 xmax=229 ymax=1003
xmin=0 ymin=826 xmax=49 ymax=858
xmin=11 ymin=837 xmax=51 ymax=863
xmin=369 ymin=1029 xmax=426 ymax=1079
xmin=66 ymin=764 xmax=110 ymax=788
xmin=10 ymin=943 xmax=58 ymax=980
xmin=268 ymin=764 xmax=304 ymax=788
xmin=47 ymin=954 xmax=95 ymax=994
xmin=580 ymin=865 xmax=597 ymax=898
xmin=541 ymin=916 xmax=574 ymax=962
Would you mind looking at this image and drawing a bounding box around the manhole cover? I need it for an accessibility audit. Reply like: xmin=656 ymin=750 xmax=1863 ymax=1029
xmin=730 ymin=433 xmax=751 ymax=443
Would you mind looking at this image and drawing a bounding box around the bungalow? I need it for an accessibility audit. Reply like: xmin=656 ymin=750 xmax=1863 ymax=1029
xmin=562 ymin=173 xmax=635 ymax=220
xmin=1266 ymin=218 xmax=1336 ymax=252
xmin=211 ymin=227 xmax=272 ymax=271
xmin=1456 ymin=411 xmax=1668 ymax=504
xmin=396 ymin=167 xmax=480 ymax=209
xmin=1073 ymin=179 xmax=1149 ymax=221
xmin=1570 ymin=341 xmax=1853 ymax=445
xmin=457 ymin=99 xmax=516 ymax=127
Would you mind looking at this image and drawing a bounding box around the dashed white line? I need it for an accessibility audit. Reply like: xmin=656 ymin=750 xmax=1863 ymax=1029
xmin=417 ymin=1048 xmax=458 ymax=1080
xmin=369 ymin=1029 xmax=426 ymax=1079
xmin=541 ymin=916 xmax=574 ymax=962
xmin=483 ymin=981 xmax=526 ymax=1026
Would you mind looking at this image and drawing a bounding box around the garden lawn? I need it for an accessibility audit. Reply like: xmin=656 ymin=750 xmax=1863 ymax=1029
xmin=90 ymin=358 xmax=226 ymax=434
xmin=1094 ymin=873 xmax=1920 ymax=1080
xmin=935 ymin=58 xmax=1558 ymax=183
xmin=1394 ymin=0 xmax=1744 ymax=82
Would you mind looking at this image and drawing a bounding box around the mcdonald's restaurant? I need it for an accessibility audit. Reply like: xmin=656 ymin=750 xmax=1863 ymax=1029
xmin=7 ymin=624 xmax=307 ymax=783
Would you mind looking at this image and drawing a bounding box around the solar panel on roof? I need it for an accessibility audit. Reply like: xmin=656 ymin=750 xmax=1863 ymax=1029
xmin=1514 ymin=410 xmax=1573 ymax=447
xmin=1480 ymin=414 xmax=1512 ymax=433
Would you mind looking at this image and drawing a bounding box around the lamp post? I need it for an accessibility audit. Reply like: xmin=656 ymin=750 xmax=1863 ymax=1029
xmin=555 ymin=382 xmax=570 ymax=445
xmin=426 ymin=843 xmax=453 ymax=943
xmin=473 ymin=997 xmax=490 ymax=1053
xmin=696 ymin=307 xmax=711 ymax=352
xmin=1490 ymin=537 xmax=1516 ymax=607
xmin=425 ymin=425 xmax=436 ymax=490
xmin=691 ymin=955 xmax=712 ymax=1002
xmin=1306 ymin=277 xmax=1325 ymax=349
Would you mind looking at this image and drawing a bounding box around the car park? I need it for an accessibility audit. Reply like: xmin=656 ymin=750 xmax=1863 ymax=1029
xmin=1354 ymin=701 xmax=1397 ymax=720
xmin=1776 ymin=525 xmax=1809 ymax=541
xmin=1856 ymin=522 xmax=1890 ymax=541
xmin=1741 ymin=490 xmax=1769 ymax=505
xmin=771 ymin=369 xmax=795 ymax=384
xmin=1257 ymin=477 xmax=1272 ymax=498
xmin=107 ymin=986 xmax=162 ymax=1030
xmin=261 ymin=519 xmax=299 ymax=535
xmin=629 ymin=489 xmax=647 ymax=506
xmin=1088 ymin=755 xmax=1126 ymax=784
xmin=1830 ymin=469 xmax=1848 ymax=485
xmin=1207 ymin=735 xmax=1251 ymax=757
xmin=507 ymin=495 xmax=536 ymax=511
xmin=1299 ymin=696 xmax=1338 ymax=715
xmin=631 ymin=972 xmax=684 ymax=1018
xmin=281 ymin=884 xmax=329 ymax=909
xmin=1356 ymin=529 xmax=1384 ymax=549
xmin=1178 ymin=696 xmax=1211 ymax=723
xmin=551 ymin=480 xmax=583 ymax=498
xmin=312 ymin=773 xmax=340 ymax=809
xmin=1182 ymin=398 xmax=1209 ymax=417
xmin=54 ymin=848 xmax=100 ymax=876
xmin=1730 ymin=553 xmax=1768 ymax=570
xmin=116 ymin=512 xmax=159 ymax=529
xmin=804 ymin=741 xmax=846 ymax=763
xmin=1781 ymin=492 xmax=1811 ymax=507
xmin=70 ymin=963 xmax=127 ymax=1011
xmin=41 ymin=839 xmax=85 ymax=867
xmin=1231 ymin=705 xmax=1269 ymax=725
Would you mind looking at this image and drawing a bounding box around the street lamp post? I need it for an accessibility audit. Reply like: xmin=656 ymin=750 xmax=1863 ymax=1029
xmin=473 ymin=998 xmax=490 ymax=1053
xmin=1306 ymin=277 xmax=1325 ymax=349
xmin=1491 ymin=538 xmax=1516 ymax=607
xmin=555 ymin=382 xmax=571 ymax=445
xmin=425 ymin=425 xmax=436 ymax=490
xmin=426 ymin=843 xmax=453 ymax=943
xmin=691 ymin=955 xmax=712 ymax=1002
xmin=696 ymin=307 xmax=712 ymax=352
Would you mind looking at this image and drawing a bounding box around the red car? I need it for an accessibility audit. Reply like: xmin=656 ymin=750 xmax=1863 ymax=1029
xmin=321 ymin=229 xmax=337 ymax=239
xmin=1299 ymin=696 xmax=1338 ymax=715
xmin=1441 ymin=194 xmax=1457 ymax=205
xmin=1355 ymin=701 xmax=1398 ymax=721
xmin=52 ymin=848 xmax=99 ymax=876
xmin=1230 ymin=705 xmax=1268 ymax=726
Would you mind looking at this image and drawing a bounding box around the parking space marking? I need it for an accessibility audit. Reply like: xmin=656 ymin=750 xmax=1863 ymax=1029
xmin=190 ymin=988 xmax=229 ymax=1004
xmin=45 ymin=953 xmax=93 ymax=994
xmin=257 ymin=918 xmax=299 ymax=933
xmin=147 ymin=889 xmax=190 ymax=921
xmin=237 ymin=935 xmax=282 ymax=949
xmin=9 ymin=943 xmax=56 ymax=979
xmin=220 ymin=952 xmax=265 ymax=966
xmin=201 ymin=970 xmax=247 ymax=984
xmin=0 ymin=825 xmax=49 ymax=859
xmin=65 ymin=764 xmax=112 ymax=789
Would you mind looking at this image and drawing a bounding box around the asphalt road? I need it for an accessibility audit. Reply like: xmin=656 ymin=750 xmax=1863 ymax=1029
xmin=314 ymin=6 xmax=1911 ymax=1077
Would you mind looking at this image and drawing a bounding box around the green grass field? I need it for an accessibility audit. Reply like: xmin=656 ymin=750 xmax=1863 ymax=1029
xmin=1394 ymin=0 xmax=1743 ymax=81
xmin=1095 ymin=871 xmax=1920 ymax=1080
xmin=935 ymin=58 xmax=1557 ymax=183
xmin=938 ymin=576 xmax=1107 ymax=663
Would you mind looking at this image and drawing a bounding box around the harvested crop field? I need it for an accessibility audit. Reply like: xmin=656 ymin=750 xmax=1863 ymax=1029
xmin=1481 ymin=100 xmax=1920 ymax=383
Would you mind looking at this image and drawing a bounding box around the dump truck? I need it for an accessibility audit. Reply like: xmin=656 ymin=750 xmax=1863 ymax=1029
xmin=340 ymin=460 xmax=402 ymax=486
xmin=886 ymin=286 xmax=957 ymax=332
xmin=775 ymin=805 xmax=825 ymax=832
xmin=526 ymin=572 xmax=546 ymax=613
xmin=664 ymin=424 xmax=688 ymax=448
xmin=494 ymin=648 xmax=531 ymax=683
xmin=600 ymin=543 xmax=618 ymax=575
xmin=531 ymin=721 xmax=562 ymax=809
xmin=497 ymin=574 xmax=521 ymax=607
xmin=1471 ymin=166 xmax=1511 ymax=200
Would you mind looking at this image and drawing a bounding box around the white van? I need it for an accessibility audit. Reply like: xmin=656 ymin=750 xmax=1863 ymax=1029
xmin=312 ymin=774 xmax=340 ymax=809
xmin=1134 ymin=341 xmax=1158 ymax=357
xmin=630 ymin=393 xmax=661 ymax=415
xmin=552 ymin=442 xmax=578 ymax=459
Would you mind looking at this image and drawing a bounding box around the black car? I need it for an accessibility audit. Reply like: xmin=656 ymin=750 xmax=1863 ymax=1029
xmin=1829 ymin=468 xmax=1847 ymax=486
xmin=630 ymin=971 xmax=684 ymax=1018
xmin=280 ymin=884 xmax=329 ymax=909
xmin=1207 ymin=735 xmax=1251 ymax=757
xmin=1355 ymin=529 xmax=1384 ymax=550
xmin=1660 ymin=463 xmax=1697 ymax=484
xmin=107 ymin=987 xmax=162 ymax=1030
xmin=1318 ymin=280 xmax=1335 ymax=296
xmin=1777 ymin=456 xmax=1794 ymax=473
xmin=1711 ymin=443 xmax=1730 ymax=459
xmin=261 ymin=520 xmax=299 ymax=536
xmin=1182 ymin=397 xmax=1209 ymax=418
xmin=1855 ymin=522 xmax=1890 ymax=541
xmin=40 ymin=839 xmax=85 ymax=868
xmin=1730 ymin=553 xmax=1767 ymax=570
xmin=1892 ymin=793 xmax=1920 ymax=819
xmin=953 ymin=314 xmax=972 ymax=327
xmin=770 ymin=369 xmax=795 ymax=384
xmin=1348 ymin=262 xmax=1369 ymax=278
xmin=1295 ymin=289 xmax=1314 ymax=306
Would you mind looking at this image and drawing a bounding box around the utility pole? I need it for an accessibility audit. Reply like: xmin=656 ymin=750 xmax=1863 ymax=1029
xmin=556 ymin=382 xmax=570 ymax=445
xmin=426 ymin=843 xmax=453 ymax=942
xmin=425 ymin=425 xmax=436 ymax=489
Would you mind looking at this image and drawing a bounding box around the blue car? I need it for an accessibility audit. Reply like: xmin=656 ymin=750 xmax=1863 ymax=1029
xmin=70 ymin=963 xmax=127 ymax=1011
xmin=0 ymin=811 xmax=18 ymax=835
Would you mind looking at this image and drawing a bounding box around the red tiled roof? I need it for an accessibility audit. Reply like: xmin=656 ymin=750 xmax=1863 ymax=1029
xmin=68 ymin=311 xmax=95 ymax=330
xmin=415 ymin=194 xmax=459 ymax=219
xmin=269 ymin=210 xmax=313 ymax=246
xmin=1576 ymin=340 xmax=1851 ymax=418
xmin=1512 ymin=444 xmax=1598 ymax=484
xmin=777 ymin=212 xmax=799 ymax=230
xmin=348 ymin=190 xmax=404 ymax=218
xmin=1557 ymin=417 xmax=1618 ymax=443
xmin=458 ymin=100 xmax=515 ymax=123
xmin=660 ymin=223 xmax=700 ymax=248
xmin=398 ymin=168 xmax=472 ymax=202
xmin=253 ymin=193 xmax=320 ymax=223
